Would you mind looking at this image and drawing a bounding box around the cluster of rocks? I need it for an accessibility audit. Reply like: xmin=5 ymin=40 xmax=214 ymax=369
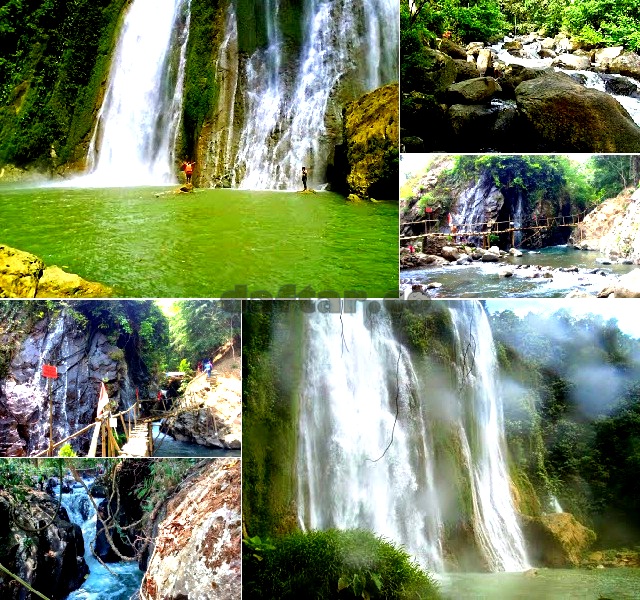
xmin=402 ymin=34 xmax=640 ymax=151
xmin=401 ymin=243 xmax=522 ymax=270
xmin=164 ymin=357 xmax=241 ymax=450
xmin=0 ymin=243 xmax=111 ymax=298
xmin=0 ymin=488 xmax=88 ymax=599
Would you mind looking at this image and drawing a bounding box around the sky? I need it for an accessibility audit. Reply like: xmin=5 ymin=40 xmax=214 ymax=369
xmin=484 ymin=299 xmax=640 ymax=339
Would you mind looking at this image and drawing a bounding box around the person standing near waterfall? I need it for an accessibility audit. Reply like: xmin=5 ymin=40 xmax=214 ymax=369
xmin=182 ymin=160 xmax=195 ymax=184
xmin=302 ymin=166 xmax=308 ymax=191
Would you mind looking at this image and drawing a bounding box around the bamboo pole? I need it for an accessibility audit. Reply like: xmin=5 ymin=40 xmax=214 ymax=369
xmin=101 ymin=420 xmax=106 ymax=457
xmin=107 ymin=425 xmax=121 ymax=456
xmin=0 ymin=563 xmax=51 ymax=600
xmin=33 ymin=422 xmax=97 ymax=457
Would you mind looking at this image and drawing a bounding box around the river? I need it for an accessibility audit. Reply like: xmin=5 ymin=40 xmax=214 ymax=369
xmin=403 ymin=246 xmax=638 ymax=298
xmin=0 ymin=185 xmax=397 ymax=298
xmin=442 ymin=568 xmax=640 ymax=599
xmin=151 ymin=422 xmax=240 ymax=457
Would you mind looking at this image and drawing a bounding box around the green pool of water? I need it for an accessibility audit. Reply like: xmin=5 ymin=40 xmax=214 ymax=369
xmin=1 ymin=185 xmax=398 ymax=298
xmin=441 ymin=568 xmax=640 ymax=599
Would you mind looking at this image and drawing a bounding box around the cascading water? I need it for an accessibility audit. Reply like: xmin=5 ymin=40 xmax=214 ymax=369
xmin=83 ymin=0 xmax=191 ymax=187
xmin=491 ymin=38 xmax=640 ymax=127
xmin=550 ymin=495 xmax=564 ymax=514
xmin=233 ymin=0 xmax=398 ymax=190
xmin=61 ymin=478 xmax=143 ymax=599
xmin=513 ymin=191 xmax=524 ymax=247
xmin=296 ymin=301 xmax=530 ymax=572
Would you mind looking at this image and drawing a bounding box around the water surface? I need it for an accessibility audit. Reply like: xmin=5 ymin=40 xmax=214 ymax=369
xmin=152 ymin=422 xmax=240 ymax=457
xmin=1 ymin=185 xmax=397 ymax=297
xmin=404 ymin=246 xmax=637 ymax=298
xmin=442 ymin=568 xmax=640 ymax=599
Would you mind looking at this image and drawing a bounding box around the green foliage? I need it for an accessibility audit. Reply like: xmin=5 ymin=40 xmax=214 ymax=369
xmin=0 ymin=0 xmax=129 ymax=167
xmin=135 ymin=459 xmax=196 ymax=513
xmin=167 ymin=300 xmax=240 ymax=370
xmin=589 ymin=155 xmax=640 ymax=202
xmin=492 ymin=309 xmax=640 ymax=539
xmin=58 ymin=443 xmax=77 ymax=457
xmin=243 ymin=529 xmax=441 ymax=600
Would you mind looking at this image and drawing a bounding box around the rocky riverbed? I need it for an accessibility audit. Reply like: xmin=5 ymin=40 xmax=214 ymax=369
xmin=402 ymin=32 xmax=640 ymax=152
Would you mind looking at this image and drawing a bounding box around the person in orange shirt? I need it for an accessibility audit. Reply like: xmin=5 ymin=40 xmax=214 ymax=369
xmin=182 ymin=160 xmax=195 ymax=184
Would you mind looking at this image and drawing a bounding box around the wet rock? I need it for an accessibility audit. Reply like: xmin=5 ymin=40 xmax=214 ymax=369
xmin=598 ymin=269 xmax=640 ymax=297
xmin=342 ymin=84 xmax=398 ymax=200
xmin=515 ymin=72 xmax=640 ymax=151
xmin=552 ymin=54 xmax=591 ymax=71
xmin=610 ymin=52 xmax=640 ymax=81
xmin=408 ymin=49 xmax=457 ymax=94
xmin=466 ymin=42 xmax=485 ymax=57
xmin=509 ymin=248 xmax=523 ymax=257
xmin=499 ymin=64 xmax=551 ymax=99
xmin=521 ymin=513 xmax=596 ymax=567
xmin=446 ymin=77 xmax=501 ymax=104
xmin=441 ymin=246 xmax=462 ymax=261
xmin=602 ymin=74 xmax=639 ymax=97
xmin=0 ymin=490 xmax=89 ymax=598
xmin=481 ymin=252 xmax=500 ymax=262
xmin=448 ymin=104 xmax=500 ymax=149
xmin=499 ymin=267 xmax=514 ymax=277
xmin=540 ymin=38 xmax=555 ymax=50
xmin=594 ymin=46 xmax=624 ymax=68
xmin=401 ymin=135 xmax=424 ymax=152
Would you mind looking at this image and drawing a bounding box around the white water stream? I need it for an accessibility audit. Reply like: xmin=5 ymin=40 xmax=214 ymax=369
xmin=82 ymin=0 xmax=191 ymax=187
xmin=235 ymin=0 xmax=398 ymax=190
xmin=492 ymin=38 xmax=640 ymax=127
xmin=62 ymin=479 xmax=143 ymax=599
xmin=296 ymin=301 xmax=530 ymax=572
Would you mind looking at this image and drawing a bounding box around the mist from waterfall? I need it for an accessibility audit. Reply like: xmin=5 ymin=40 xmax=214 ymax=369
xmin=234 ymin=0 xmax=398 ymax=190
xmin=296 ymin=301 xmax=530 ymax=572
xmin=82 ymin=0 xmax=191 ymax=187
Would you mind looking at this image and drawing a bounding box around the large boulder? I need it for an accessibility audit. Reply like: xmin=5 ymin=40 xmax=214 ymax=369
xmin=37 ymin=266 xmax=112 ymax=298
xmin=602 ymin=74 xmax=640 ymax=97
xmin=594 ymin=46 xmax=624 ymax=68
xmin=140 ymin=460 xmax=241 ymax=600
xmin=598 ymin=269 xmax=640 ymax=298
xmin=438 ymin=38 xmax=467 ymax=60
xmin=453 ymin=59 xmax=480 ymax=82
xmin=515 ymin=72 xmax=640 ymax=151
xmin=342 ymin=83 xmax=398 ymax=199
xmin=552 ymin=54 xmax=591 ymax=71
xmin=407 ymin=48 xmax=457 ymax=94
xmin=476 ymin=48 xmax=493 ymax=76
xmin=446 ymin=77 xmax=501 ymax=104
xmin=448 ymin=104 xmax=501 ymax=149
xmin=499 ymin=64 xmax=551 ymax=98
xmin=0 ymin=244 xmax=44 ymax=297
xmin=520 ymin=513 xmax=596 ymax=567
xmin=609 ymin=52 xmax=640 ymax=81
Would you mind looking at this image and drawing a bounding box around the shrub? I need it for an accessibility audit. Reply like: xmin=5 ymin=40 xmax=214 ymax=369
xmin=244 ymin=529 xmax=441 ymax=600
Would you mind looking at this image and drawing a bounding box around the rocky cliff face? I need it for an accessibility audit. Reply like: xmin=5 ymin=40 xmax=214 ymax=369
xmin=335 ymin=83 xmax=399 ymax=200
xmin=570 ymin=187 xmax=640 ymax=263
xmin=140 ymin=459 xmax=241 ymax=600
xmin=0 ymin=308 xmax=142 ymax=456
xmin=165 ymin=354 xmax=241 ymax=449
xmin=0 ymin=488 xmax=88 ymax=599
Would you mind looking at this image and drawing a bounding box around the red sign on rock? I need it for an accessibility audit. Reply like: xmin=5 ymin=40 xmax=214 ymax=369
xmin=42 ymin=364 xmax=58 ymax=379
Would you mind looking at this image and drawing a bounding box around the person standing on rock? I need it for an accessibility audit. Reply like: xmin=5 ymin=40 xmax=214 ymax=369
xmin=302 ymin=166 xmax=308 ymax=191
xmin=204 ymin=359 xmax=212 ymax=378
xmin=182 ymin=160 xmax=195 ymax=185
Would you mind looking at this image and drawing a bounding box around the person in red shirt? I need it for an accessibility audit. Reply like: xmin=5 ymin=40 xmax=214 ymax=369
xmin=182 ymin=160 xmax=195 ymax=184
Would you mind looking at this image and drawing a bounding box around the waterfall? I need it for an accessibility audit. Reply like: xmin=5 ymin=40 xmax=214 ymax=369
xmin=83 ymin=0 xmax=191 ymax=187
xmin=447 ymin=302 xmax=530 ymax=572
xmin=296 ymin=301 xmax=530 ymax=572
xmin=451 ymin=172 xmax=503 ymax=245
xmin=232 ymin=0 xmax=398 ymax=190
xmin=61 ymin=477 xmax=143 ymax=599
xmin=513 ymin=191 xmax=524 ymax=247
xmin=550 ymin=495 xmax=563 ymax=514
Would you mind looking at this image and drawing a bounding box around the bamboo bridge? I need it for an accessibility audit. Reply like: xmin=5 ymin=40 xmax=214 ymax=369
xmin=34 ymin=372 xmax=221 ymax=458
xmin=400 ymin=211 xmax=587 ymax=249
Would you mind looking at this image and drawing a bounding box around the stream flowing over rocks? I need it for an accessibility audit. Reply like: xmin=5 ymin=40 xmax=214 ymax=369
xmin=140 ymin=459 xmax=241 ymax=600
xmin=0 ymin=309 xmax=147 ymax=456
xmin=402 ymin=33 xmax=640 ymax=152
